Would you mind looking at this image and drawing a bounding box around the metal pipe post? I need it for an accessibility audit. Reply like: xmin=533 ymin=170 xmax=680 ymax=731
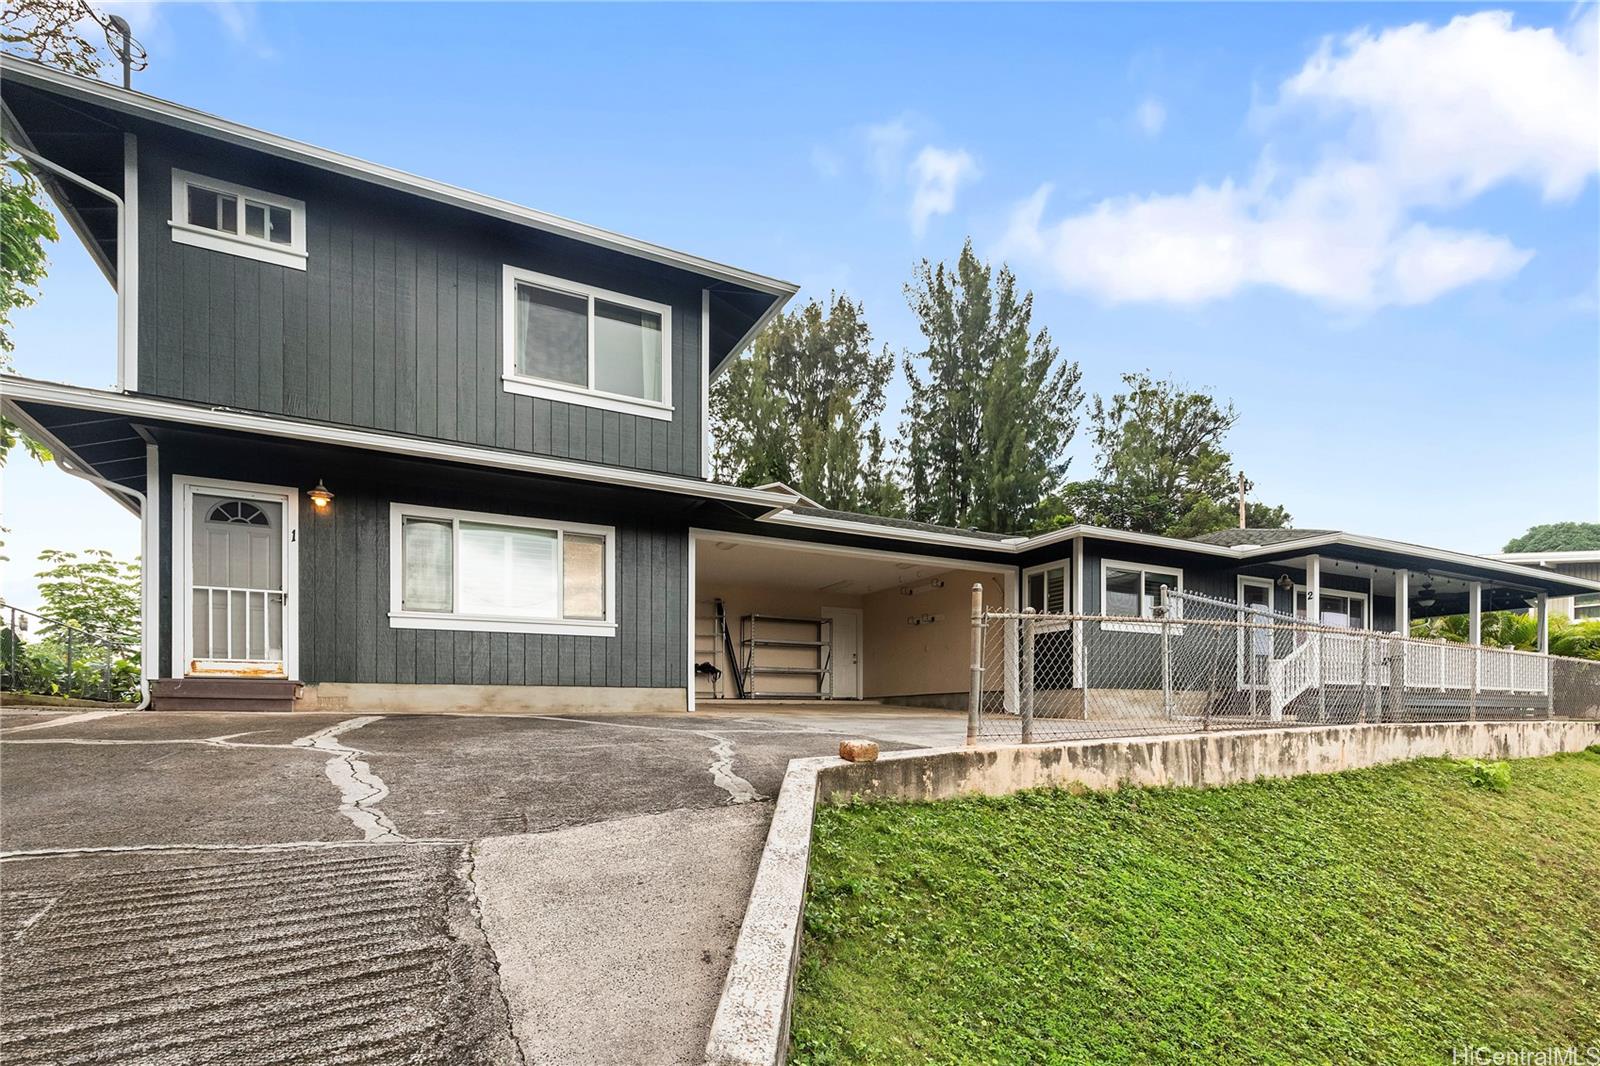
xmin=967 ymin=583 xmax=984 ymax=747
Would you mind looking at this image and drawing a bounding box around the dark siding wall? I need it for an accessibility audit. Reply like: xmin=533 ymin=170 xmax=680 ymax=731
xmin=155 ymin=441 xmax=688 ymax=688
xmin=135 ymin=130 xmax=706 ymax=479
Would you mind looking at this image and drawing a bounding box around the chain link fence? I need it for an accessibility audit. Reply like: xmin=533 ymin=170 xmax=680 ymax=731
xmin=974 ymin=587 xmax=1555 ymax=743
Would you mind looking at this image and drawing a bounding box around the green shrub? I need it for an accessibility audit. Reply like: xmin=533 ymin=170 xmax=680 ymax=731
xmin=1454 ymin=758 xmax=1512 ymax=792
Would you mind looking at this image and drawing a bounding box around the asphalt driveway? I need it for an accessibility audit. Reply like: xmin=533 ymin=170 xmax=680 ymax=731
xmin=0 ymin=704 xmax=962 ymax=1065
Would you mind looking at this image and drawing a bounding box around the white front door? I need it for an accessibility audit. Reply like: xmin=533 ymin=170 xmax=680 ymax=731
xmin=822 ymin=606 xmax=862 ymax=699
xmin=177 ymin=478 xmax=298 ymax=678
xmin=1237 ymin=577 xmax=1274 ymax=691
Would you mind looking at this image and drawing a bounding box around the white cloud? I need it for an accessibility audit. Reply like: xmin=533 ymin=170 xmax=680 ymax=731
xmin=863 ymin=117 xmax=913 ymax=185
xmin=908 ymin=146 xmax=979 ymax=237
xmin=1002 ymin=11 xmax=1596 ymax=309
xmin=1134 ymin=97 xmax=1166 ymax=137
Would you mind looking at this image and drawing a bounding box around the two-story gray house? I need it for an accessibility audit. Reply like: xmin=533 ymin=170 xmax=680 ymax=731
xmin=4 ymin=60 xmax=1595 ymax=715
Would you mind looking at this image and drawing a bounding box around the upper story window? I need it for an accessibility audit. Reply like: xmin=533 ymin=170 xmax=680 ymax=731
xmin=500 ymin=266 xmax=673 ymax=421
xmin=170 ymin=169 xmax=308 ymax=271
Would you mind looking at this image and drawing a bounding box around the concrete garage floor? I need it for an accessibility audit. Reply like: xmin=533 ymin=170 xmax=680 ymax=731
xmin=0 ymin=703 xmax=962 ymax=1065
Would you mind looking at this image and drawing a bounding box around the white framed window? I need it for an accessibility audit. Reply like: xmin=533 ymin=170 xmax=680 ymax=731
xmin=1100 ymin=559 xmax=1183 ymax=633
xmin=1024 ymin=562 xmax=1069 ymax=613
xmin=1572 ymin=593 xmax=1600 ymax=620
xmin=501 ymin=265 xmax=673 ymax=421
xmin=388 ymin=503 xmax=616 ymax=636
xmin=1294 ymin=586 xmax=1370 ymax=630
xmin=169 ymin=169 xmax=307 ymax=270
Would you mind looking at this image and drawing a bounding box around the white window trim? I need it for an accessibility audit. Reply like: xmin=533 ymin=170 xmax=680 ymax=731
xmin=1022 ymin=561 xmax=1070 ymax=613
xmin=501 ymin=265 xmax=674 ymax=421
xmin=387 ymin=502 xmax=617 ymax=636
xmin=1100 ymin=558 xmax=1184 ymax=634
xmin=169 ymin=168 xmax=307 ymax=270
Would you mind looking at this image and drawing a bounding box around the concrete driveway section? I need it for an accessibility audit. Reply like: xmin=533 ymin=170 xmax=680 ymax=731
xmin=473 ymin=804 xmax=772 ymax=1066
xmin=0 ymin=703 xmax=961 ymax=1064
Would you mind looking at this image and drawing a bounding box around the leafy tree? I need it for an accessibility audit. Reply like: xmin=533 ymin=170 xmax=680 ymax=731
xmin=2 ymin=1 xmax=145 ymax=465
xmin=901 ymin=240 xmax=1083 ymax=533
xmin=34 ymin=548 xmax=140 ymax=640
xmin=711 ymin=294 xmax=895 ymax=513
xmin=1503 ymin=522 xmax=1600 ymax=553
xmin=1053 ymin=372 xmax=1290 ymax=538
xmin=1411 ymin=610 xmax=1600 ymax=661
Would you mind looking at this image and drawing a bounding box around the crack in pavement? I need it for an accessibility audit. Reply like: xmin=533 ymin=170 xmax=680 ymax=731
xmin=291 ymin=716 xmax=405 ymax=842
xmin=456 ymin=843 xmax=530 ymax=1066
xmin=694 ymin=732 xmax=762 ymax=804
xmin=0 ymin=711 xmax=128 ymax=734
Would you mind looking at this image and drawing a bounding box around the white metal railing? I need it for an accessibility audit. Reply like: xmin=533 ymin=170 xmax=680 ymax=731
xmin=192 ymin=585 xmax=283 ymax=663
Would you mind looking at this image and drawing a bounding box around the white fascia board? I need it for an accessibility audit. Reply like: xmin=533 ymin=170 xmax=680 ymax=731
xmin=761 ymin=508 xmax=1025 ymax=552
xmin=1240 ymin=532 xmax=1600 ymax=592
xmin=1489 ymin=550 xmax=1600 ymax=565
xmin=0 ymin=376 xmax=797 ymax=511
xmin=1023 ymin=523 xmax=1245 ymax=559
xmin=2 ymin=59 xmax=800 ymax=300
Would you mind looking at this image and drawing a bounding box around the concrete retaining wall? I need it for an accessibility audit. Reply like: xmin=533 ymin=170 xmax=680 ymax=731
xmin=703 ymin=719 xmax=1600 ymax=1066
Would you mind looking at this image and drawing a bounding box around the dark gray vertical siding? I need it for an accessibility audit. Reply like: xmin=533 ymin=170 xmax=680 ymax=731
xmin=134 ymin=133 xmax=707 ymax=481
xmin=154 ymin=444 xmax=687 ymax=686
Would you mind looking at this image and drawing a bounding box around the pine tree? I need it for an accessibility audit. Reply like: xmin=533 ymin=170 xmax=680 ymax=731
xmin=901 ymin=240 xmax=1082 ymax=532
xmin=710 ymin=295 xmax=893 ymax=512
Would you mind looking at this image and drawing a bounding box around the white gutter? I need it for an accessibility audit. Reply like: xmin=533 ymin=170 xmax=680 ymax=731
xmin=0 ymin=376 xmax=802 ymax=512
xmin=1491 ymin=550 xmax=1600 ymax=565
xmin=2 ymin=142 xmax=129 ymax=390
xmin=2 ymin=58 xmax=799 ymax=300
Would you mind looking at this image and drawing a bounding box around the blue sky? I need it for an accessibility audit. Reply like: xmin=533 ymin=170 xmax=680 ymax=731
xmin=3 ymin=1 xmax=1597 ymax=611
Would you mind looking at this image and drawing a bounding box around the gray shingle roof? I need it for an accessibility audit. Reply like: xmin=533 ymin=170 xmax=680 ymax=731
xmin=788 ymin=506 xmax=1018 ymax=543
xmin=1187 ymin=528 xmax=1338 ymax=547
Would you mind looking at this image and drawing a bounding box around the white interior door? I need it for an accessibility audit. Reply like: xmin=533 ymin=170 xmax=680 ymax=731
xmin=822 ymin=606 xmax=862 ymax=699
xmin=182 ymin=482 xmax=295 ymax=677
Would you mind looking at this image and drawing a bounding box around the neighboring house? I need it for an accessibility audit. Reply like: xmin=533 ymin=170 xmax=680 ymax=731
xmin=1489 ymin=551 xmax=1600 ymax=621
xmin=3 ymin=60 xmax=1597 ymax=714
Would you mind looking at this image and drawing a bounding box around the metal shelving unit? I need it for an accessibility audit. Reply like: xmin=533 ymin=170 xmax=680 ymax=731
xmin=740 ymin=614 xmax=832 ymax=699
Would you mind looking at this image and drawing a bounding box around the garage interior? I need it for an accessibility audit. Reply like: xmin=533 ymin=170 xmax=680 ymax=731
xmin=692 ymin=534 xmax=1012 ymax=710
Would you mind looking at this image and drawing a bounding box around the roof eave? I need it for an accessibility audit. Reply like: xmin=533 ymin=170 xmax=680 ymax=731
xmin=0 ymin=376 xmax=796 ymax=512
xmin=1 ymin=58 xmax=800 ymax=300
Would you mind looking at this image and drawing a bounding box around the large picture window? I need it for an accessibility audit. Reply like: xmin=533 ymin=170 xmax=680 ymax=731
xmin=1100 ymin=559 xmax=1183 ymax=632
xmin=389 ymin=504 xmax=614 ymax=635
xmin=169 ymin=169 xmax=307 ymax=270
xmin=1295 ymin=588 xmax=1369 ymax=630
xmin=501 ymin=266 xmax=672 ymax=420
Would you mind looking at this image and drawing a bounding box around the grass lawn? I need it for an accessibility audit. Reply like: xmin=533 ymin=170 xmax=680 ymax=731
xmin=790 ymin=751 xmax=1600 ymax=1065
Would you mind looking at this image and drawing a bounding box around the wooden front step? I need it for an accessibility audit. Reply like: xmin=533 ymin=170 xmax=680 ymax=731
xmin=150 ymin=678 xmax=302 ymax=712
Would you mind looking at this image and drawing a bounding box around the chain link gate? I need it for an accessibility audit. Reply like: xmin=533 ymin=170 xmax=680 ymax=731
xmin=966 ymin=584 xmax=1555 ymax=744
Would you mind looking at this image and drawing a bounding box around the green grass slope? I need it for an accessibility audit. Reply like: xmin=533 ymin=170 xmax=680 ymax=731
xmin=791 ymin=751 xmax=1600 ymax=1065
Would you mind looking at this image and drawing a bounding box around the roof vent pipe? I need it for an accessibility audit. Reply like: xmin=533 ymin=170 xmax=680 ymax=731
xmin=108 ymin=15 xmax=134 ymax=89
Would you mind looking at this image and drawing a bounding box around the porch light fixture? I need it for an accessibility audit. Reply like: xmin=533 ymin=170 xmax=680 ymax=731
xmin=1416 ymin=582 xmax=1436 ymax=609
xmin=307 ymin=480 xmax=334 ymax=510
xmin=1275 ymin=573 xmax=1293 ymax=592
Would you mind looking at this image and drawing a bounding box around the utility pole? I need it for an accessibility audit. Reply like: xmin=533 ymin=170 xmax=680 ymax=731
xmin=1237 ymin=470 xmax=1247 ymax=529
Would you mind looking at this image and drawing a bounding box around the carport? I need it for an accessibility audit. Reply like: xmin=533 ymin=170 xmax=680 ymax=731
xmin=688 ymin=530 xmax=1016 ymax=711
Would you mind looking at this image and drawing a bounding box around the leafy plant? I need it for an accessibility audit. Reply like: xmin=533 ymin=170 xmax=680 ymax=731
xmin=1453 ymin=758 xmax=1512 ymax=792
xmin=1503 ymin=522 xmax=1600 ymax=553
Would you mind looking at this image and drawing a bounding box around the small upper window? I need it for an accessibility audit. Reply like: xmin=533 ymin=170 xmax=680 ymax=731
xmin=170 ymin=169 xmax=307 ymax=270
xmin=501 ymin=266 xmax=672 ymax=421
